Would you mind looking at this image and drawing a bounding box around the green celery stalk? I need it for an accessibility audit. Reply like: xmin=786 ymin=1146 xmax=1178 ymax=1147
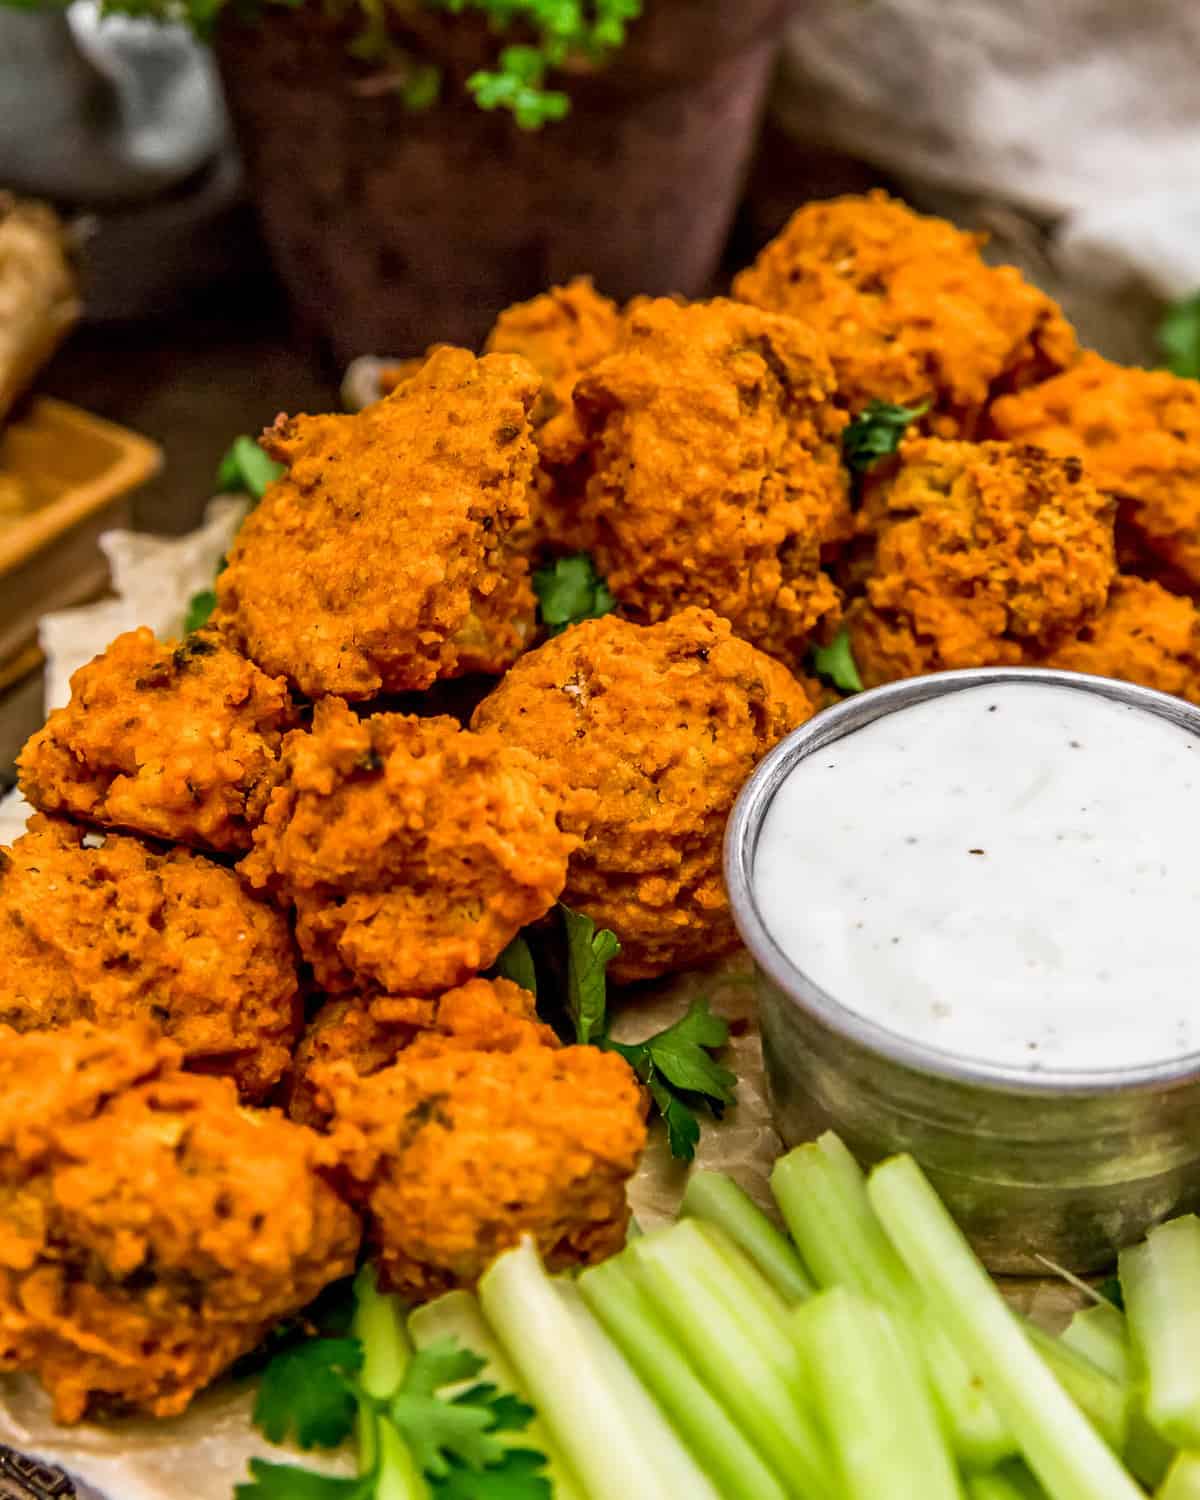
xmin=629 ymin=1219 xmax=835 ymax=1499
xmin=869 ymin=1154 xmax=1145 ymax=1500
xmin=680 ymin=1171 xmax=814 ymax=1303
xmin=351 ymin=1267 xmax=427 ymax=1500
xmin=1024 ymin=1322 xmax=1129 ymax=1452
xmin=1061 ymin=1303 xmax=1131 ymax=1385
xmin=772 ymin=1134 xmax=1014 ymax=1467
xmin=408 ymin=1290 xmax=586 ymax=1500
xmin=1122 ymin=1216 xmax=1200 ymax=1449
xmin=793 ymin=1287 xmax=964 ymax=1500
xmin=478 ymin=1237 xmax=719 ymax=1500
xmin=578 ymin=1253 xmax=789 ymax=1500
xmin=968 ymin=1463 xmax=1049 ymax=1499
xmin=1159 ymin=1453 xmax=1200 ymax=1498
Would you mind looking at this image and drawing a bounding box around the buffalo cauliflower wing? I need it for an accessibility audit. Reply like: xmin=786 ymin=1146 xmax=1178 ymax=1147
xmin=287 ymin=993 xmax=437 ymax=1128
xmin=1042 ymin=576 xmax=1200 ymax=704
xmin=0 ymin=815 xmax=301 ymax=1101
xmin=319 ymin=978 xmax=644 ymax=1302
xmin=472 ymin=608 xmax=815 ymax=980
xmin=734 ymin=191 xmax=1076 ymax=435
xmin=214 ymin=347 xmax=540 ymax=699
xmin=0 ymin=1020 xmax=360 ymax=1422
xmin=555 ymin=297 xmax=849 ymax=660
xmin=18 ymin=629 xmax=296 ymax=854
xmin=989 ymin=352 xmax=1200 ymax=595
xmin=847 ymin=438 xmax=1116 ymax=686
xmin=242 ymin=698 xmax=573 ymax=995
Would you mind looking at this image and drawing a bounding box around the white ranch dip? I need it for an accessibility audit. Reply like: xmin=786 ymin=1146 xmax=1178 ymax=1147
xmin=753 ymin=682 xmax=1200 ymax=1071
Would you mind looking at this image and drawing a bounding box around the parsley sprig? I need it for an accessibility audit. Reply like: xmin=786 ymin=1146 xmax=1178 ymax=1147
xmin=560 ymin=906 xmax=736 ymax=1162
xmin=1159 ymin=291 xmax=1200 ymax=380
xmin=532 ymin=553 xmax=616 ymax=636
xmin=237 ymin=1272 xmax=550 ymax=1500
xmin=842 ymin=399 xmax=929 ymax=475
xmin=809 ymin=626 xmax=864 ymax=695
xmin=182 ymin=435 xmax=282 ymax=634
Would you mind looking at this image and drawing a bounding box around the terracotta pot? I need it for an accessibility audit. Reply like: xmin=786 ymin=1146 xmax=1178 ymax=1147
xmin=215 ymin=1 xmax=797 ymax=364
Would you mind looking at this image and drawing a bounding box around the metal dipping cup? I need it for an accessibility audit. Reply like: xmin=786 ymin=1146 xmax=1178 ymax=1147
xmin=724 ymin=667 xmax=1200 ymax=1273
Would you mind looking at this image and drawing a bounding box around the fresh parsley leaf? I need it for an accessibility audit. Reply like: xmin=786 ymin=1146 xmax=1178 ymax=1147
xmin=491 ymin=934 xmax=538 ymax=997
xmin=810 ymin=627 xmax=864 ymax=694
xmin=532 ymin=553 xmax=616 ymax=636
xmin=253 ymin=1336 xmax=363 ymax=1450
xmin=1159 ymin=291 xmax=1200 ymax=380
xmin=390 ymin=1343 xmax=526 ymax=1478
xmin=401 ymin=1338 xmax=487 ymax=1398
xmin=561 ymin=904 xmax=621 ymax=1045
xmin=234 ymin=1457 xmax=376 ymax=1500
xmin=607 ymin=998 xmax=735 ymax=1164
xmin=183 ymin=588 xmax=218 ymax=634
xmin=217 ymin=434 xmax=285 ymax=500
xmin=843 ymin=399 xmax=929 ymax=474
xmin=432 ymin=1447 xmax=552 ymax=1499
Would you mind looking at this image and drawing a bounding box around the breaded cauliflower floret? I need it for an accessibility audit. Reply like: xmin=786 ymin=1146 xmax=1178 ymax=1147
xmin=18 ymin=629 xmax=296 ymax=854
xmin=289 ymin=976 xmax=561 ymax=1127
xmin=0 ymin=815 xmax=301 ymax=1101
xmin=0 ymin=1020 xmax=360 ymax=1422
xmin=734 ymin=191 xmax=1076 ymax=435
xmin=1042 ymin=577 xmax=1200 ymax=704
xmin=473 ymin=608 xmax=815 ymax=980
xmin=989 ymin=352 xmax=1200 ymax=595
xmin=847 ymin=438 xmax=1116 ymax=686
xmin=557 ymin=297 xmax=849 ymax=660
xmin=243 ymin=698 xmax=574 ymax=995
xmin=320 ymin=979 xmax=645 ymax=1302
xmin=214 ymin=347 xmax=540 ymax=700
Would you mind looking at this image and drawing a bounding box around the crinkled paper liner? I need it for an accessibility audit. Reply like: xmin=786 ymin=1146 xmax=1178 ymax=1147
xmin=0 ymin=952 xmax=1085 ymax=1500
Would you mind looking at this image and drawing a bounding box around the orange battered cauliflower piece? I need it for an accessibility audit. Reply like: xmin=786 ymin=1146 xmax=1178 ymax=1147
xmin=989 ymin=352 xmax=1200 ymax=595
xmin=0 ymin=1020 xmax=360 ymax=1422
xmin=320 ymin=978 xmax=645 ymax=1302
xmin=734 ymin=191 xmax=1076 ymax=435
xmin=846 ymin=438 xmax=1116 ymax=687
xmin=555 ymin=297 xmax=849 ymax=660
xmin=287 ymin=993 xmax=437 ymax=1128
xmin=18 ymin=629 xmax=296 ymax=854
xmin=0 ymin=815 xmax=301 ymax=1101
xmin=214 ymin=347 xmax=540 ymax=699
xmin=1041 ymin=577 xmax=1200 ymax=705
xmin=473 ymin=608 xmax=815 ymax=980
xmin=243 ymin=698 xmax=573 ymax=995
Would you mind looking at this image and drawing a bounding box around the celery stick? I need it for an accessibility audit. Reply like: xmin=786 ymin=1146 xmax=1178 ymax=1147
xmin=1061 ymin=1303 xmax=1131 ymax=1385
xmin=555 ymin=1280 xmax=724 ymax=1500
xmin=1122 ymin=1216 xmax=1200 ymax=1449
xmin=968 ymin=1463 xmax=1049 ymax=1499
xmin=772 ymin=1134 xmax=1014 ymax=1467
xmin=1025 ymin=1322 xmax=1129 ymax=1452
xmin=794 ymin=1287 xmax=964 ymax=1500
xmin=1128 ymin=1408 xmax=1177 ymax=1491
xmin=630 ymin=1220 xmax=835 ymax=1499
xmin=869 ymin=1154 xmax=1145 ymax=1500
xmin=408 ymin=1290 xmax=586 ymax=1500
xmin=351 ymin=1267 xmax=426 ymax=1500
xmin=1159 ymin=1453 xmax=1200 ymax=1498
xmin=681 ymin=1171 xmax=814 ymax=1303
xmin=579 ymin=1254 xmax=789 ymax=1500
xmin=479 ymin=1237 xmax=716 ymax=1500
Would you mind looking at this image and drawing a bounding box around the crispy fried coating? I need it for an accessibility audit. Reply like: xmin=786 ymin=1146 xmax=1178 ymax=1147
xmin=989 ymin=352 xmax=1200 ymax=594
xmin=0 ymin=816 xmax=301 ymax=1101
xmin=0 ymin=1020 xmax=360 ymax=1422
xmin=287 ymin=993 xmax=437 ymax=1128
xmin=846 ymin=438 xmax=1116 ymax=687
xmin=214 ymin=347 xmax=540 ymax=699
xmin=243 ymin=698 xmax=573 ymax=995
xmin=556 ymin=297 xmax=849 ymax=659
xmin=473 ymin=609 xmax=815 ymax=980
xmin=289 ymin=977 xmax=561 ymax=1128
xmin=17 ymin=629 xmax=296 ymax=854
xmin=320 ymin=979 xmax=644 ymax=1302
xmin=1041 ymin=577 xmax=1200 ymax=704
xmin=734 ymin=191 xmax=1077 ymax=434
